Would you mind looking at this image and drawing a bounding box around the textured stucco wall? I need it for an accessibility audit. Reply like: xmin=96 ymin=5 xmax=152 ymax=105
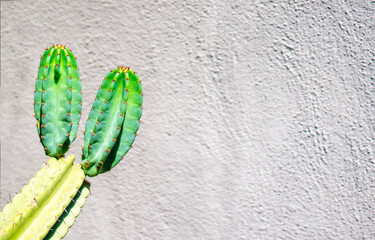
xmin=1 ymin=0 xmax=374 ymax=239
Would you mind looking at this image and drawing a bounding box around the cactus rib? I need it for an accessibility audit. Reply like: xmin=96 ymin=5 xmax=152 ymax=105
xmin=0 ymin=155 xmax=85 ymax=240
xmin=44 ymin=181 xmax=90 ymax=240
xmin=82 ymin=66 xmax=143 ymax=176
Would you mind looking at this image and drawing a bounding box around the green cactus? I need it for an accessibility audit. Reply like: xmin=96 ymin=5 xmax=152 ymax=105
xmin=0 ymin=155 xmax=88 ymax=240
xmin=82 ymin=66 xmax=143 ymax=177
xmin=34 ymin=44 xmax=82 ymax=158
xmin=1 ymin=45 xmax=143 ymax=239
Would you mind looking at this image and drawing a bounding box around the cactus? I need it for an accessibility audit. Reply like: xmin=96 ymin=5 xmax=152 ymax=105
xmin=0 ymin=156 xmax=88 ymax=240
xmin=82 ymin=66 xmax=143 ymax=177
xmin=34 ymin=44 xmax=82 ymax=158
xmin=1 ymin=45 xmax=143 ymax=239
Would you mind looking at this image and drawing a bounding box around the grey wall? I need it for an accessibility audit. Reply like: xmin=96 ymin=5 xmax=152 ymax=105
xmin=1 ymin=0 xmax=374 ymax=239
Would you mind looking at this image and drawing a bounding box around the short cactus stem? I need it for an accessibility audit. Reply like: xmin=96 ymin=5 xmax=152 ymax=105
xmin=34 ymin=45 xmax=82 ymax=158
xmin=82 ymin=66 xmax=143 ymax=176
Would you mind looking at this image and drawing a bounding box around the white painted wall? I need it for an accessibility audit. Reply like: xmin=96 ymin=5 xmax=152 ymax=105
xmin=1 ymin=0 xmax=374 ymax=239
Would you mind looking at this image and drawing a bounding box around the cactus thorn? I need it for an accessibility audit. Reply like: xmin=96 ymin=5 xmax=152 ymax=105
xmin=67 ymin=113 xmax=71 ymax=116
xmin=88 ymin=144 xmax=91 ymax=148
xmin=120 ymin=113 xmax=124 ymax=117
xmin=69 ymin=76 xmax=72 ymax=79
xmin=41 ymin=125 xmax=45 ymax=128
xmin=91 ymin=132 xmax=95 ymax=135
xmin=42 ymin=78 xmax=46 ymax=81
xmin=44 ymin=147 xmax=48 ymax=150
xmin=108 ymin=89 xmax=112 ymax=93
xmin=59 ymin=144 xmax=62 ymax=147
xmin=104 ymin=100 xmax=108 ymax=103
xmin=42 ymin=114 xmax=46 ymax=117
xmin=68 ymin=101 xmax=71 ymax=104
xmin=100 ymin=111 xmax=103 ymax=114
xmin=41 ymin=102 xmax=45 ymax=106
xmin=96 ymin=121 xmax=99 ymax=124
xmin=67 ymin=133 xmax=70 ymax=136
xmin=41 ymin=136 xmax=45 ymax=139
xmin=113 ymin=138 xmax=116 ymax=142
xmin=42 ymin=90 xmax=45 ymax=93
xmin=117 ymin=126 xmax=121 ymax=130
xmin=70 ymin=122 xmax=73 ymax=125
xmin=105 ymin=149 xmax=110 ymax=153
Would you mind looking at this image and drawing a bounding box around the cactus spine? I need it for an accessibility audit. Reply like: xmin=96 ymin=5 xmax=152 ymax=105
xmin=82 ymin=66 xmax=143 ymax=177
xmin=34 ymin=44 xmax=82 ymax=158
xmin=0 ymin=155 xmax=87 ymax=240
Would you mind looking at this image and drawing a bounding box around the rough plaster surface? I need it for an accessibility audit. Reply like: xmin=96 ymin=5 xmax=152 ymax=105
xmin=1 ymin=0 xmax=374 ymax=239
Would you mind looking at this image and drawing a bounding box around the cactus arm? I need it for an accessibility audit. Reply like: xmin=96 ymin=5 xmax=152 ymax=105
xmin=0 ymin=155 xmax=85 ymax=240
xmin=82 ymin=69 xmax=128 ymax=176
xmin=108 ymin=70 xmax=143 ymax=170
xmin=82 ymin=67 xmax=143 ymax=176
xmin=34 ymin=45 xmax=82 ymax=158
xmin=44 ymin=181 xmax=90 ymax=240
xmin=40 ymin=46 xmax=72 ymax=156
